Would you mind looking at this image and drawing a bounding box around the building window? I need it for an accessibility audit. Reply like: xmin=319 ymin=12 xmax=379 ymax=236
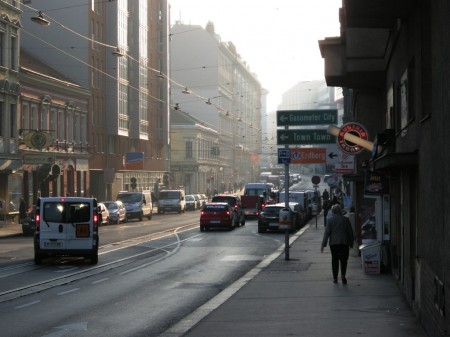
xmin=0 ymin=31 xmax=4 ymax=66
xmin=186 ymin=140 xmax=193 ymax=159
xmin=0 ymin=102 xmax=3 ymax=137
xmin=31 ymin=105 xmax=38 ymax=130
xmin=10 ymin=103 xmax=16 ymax=138
xmin=58 ymin=110 xmax=65 ymax=140
xmin=50 ymin=109 xmax=56 ymax=135
xmin=22 ymin=103 xmax=29 ymax=130
xmin=10 ymin=35 xmax=18 ymax=70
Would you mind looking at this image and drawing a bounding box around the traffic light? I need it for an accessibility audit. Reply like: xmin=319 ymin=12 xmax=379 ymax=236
xmin=130 ymin=177 xmax=137 ymax=189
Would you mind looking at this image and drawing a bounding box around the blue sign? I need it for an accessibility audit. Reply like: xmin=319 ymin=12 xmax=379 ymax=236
xmin=278 ymin=149 xmax=291 ymax=164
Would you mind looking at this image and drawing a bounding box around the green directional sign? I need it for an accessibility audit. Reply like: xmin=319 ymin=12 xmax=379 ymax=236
xmin=277 ymin=129 xmax=336 ymax=145
xmin=277 ymin=109 xmax=338 ymax=126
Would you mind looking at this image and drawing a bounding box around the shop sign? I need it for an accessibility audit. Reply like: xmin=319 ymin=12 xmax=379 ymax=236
xmin=23 ymin=131 xmax=54 ymax=150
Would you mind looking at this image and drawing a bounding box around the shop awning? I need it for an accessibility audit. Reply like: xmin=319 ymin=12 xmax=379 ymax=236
xmin=373 ymin=151 xmax=418 ymax=170
xmin=0 ymin=159 xmax=21 ymax=172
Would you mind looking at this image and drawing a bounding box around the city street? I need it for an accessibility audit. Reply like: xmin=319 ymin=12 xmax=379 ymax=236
xmin=0 ymin=212 xmax=284 ymax=337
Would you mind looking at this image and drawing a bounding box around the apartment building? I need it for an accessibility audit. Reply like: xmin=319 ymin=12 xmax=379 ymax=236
xmin=20 ymin=0 xmax=170 ymax=201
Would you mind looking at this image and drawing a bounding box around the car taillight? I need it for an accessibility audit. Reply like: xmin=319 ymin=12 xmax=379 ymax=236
xmin=261 ymin=204 xmax=265 ymax=209
xmin=200 ymin=211 xmax=205 ymax=216
xmin=226 ymin=210 xmax=231 ymax=216
xmin=35 ymin=213 xmax=40 ymax=232
xmin=93 ymin=211 xmax=98 ymax=231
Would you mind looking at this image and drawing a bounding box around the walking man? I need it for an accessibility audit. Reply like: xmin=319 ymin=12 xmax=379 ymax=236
xmin=321 ymin=204 xmax=354 ymax=284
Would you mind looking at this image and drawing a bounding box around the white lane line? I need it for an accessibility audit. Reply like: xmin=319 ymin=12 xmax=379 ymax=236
xmin=92 ymin=278 xmax=109 ymax=284
xmin=57 ymin=288 xmax=80 ymax=296
xmin=15 ymin=300 xmax=41 ymax=309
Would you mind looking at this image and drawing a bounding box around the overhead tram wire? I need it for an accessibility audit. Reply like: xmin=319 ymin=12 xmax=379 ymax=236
xmin=22 ymin=3 xmax=260 ymax=131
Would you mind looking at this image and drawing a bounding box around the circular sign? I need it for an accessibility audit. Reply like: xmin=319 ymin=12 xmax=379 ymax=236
xmin=23 ymin=131 xmax=54 ymax=150
xmin=311 ymin=175 xmax=321 ymax=185
xmin=337 ymin=122 xmax=369 ymax=155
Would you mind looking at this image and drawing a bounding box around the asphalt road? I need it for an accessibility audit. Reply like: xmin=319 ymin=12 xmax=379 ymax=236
xmin=0 ymin=211 xmax=284 ymax=337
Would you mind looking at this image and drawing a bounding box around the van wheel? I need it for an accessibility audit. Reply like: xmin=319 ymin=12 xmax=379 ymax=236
xmin=241 ymin=218 xmax=246 ymax=226
xmin=148 ymin=212 xmax=152 ymax=220
xmin=139 ymin=213 xmax=143 ymax=221
xmin=34 ymin=251 xmax=43 ymax=265
xmin=89 ymin=252 xmax=98 ymax=265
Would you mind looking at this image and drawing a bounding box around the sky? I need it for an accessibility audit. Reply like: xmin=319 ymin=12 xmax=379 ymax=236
xmin=169 ymin=0 xmax=342 ymax=112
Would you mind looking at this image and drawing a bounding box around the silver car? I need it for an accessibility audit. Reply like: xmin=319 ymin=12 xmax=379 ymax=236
xmin=102 ymin=201 xmax=127 ymax=224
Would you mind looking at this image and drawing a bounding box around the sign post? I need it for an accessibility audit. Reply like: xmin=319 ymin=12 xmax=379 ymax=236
xmin=276 ymin=109 xmax=339 ymax=259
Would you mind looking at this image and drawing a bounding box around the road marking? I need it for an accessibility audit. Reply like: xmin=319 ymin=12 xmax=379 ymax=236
xmin=15 ymin=300 xmax=40 ymax=309
xmin=221 ymin=255 xmax=261 ymax=261
xmin=57 ymin=288 xmax=80 ymax=296
xmin=92 ymin=278 xmax=109 ymax=284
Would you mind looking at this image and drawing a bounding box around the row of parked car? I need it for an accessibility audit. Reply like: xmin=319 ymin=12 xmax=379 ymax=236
xmin=198 ymin=192 xmax=312 ymax=233
xmin=185 ymin=194 xmax=208 ymax=211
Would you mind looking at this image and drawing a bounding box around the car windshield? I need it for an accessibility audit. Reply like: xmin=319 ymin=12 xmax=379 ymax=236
xmin=263 ymin=207 xmax=283 ymax=215
xmin=212 ymin=196 xmax=236 ymax=205
xmin=105 ymin=203 xmax=118 ymax=211
xmin=159 ymin=191 xmax=181 ymax=199
xmin=186 ymin=195 xmax=194 ymax=201
xmin=245 ymin=189 xmax=266 ymax=197
xmin=117 ymin=193 xmax=141 ymax=203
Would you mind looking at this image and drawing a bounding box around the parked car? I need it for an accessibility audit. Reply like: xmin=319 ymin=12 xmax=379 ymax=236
xmin=185 ymin=195 xmax=197 ymax=211
xmin=200 ymin=202 xmax=235 ymax=231
xmin=194 ymin=194 xmax=202 ymax=209
xmin=199 ymin=194 xmax=208 ymax=207
xmin=211 ymin=194 xmax=245 ymax=227
xmin=97 ymin=202 xmax=110 ymax=226
xmin=257 ymin=203 xmax=304 ymax=233
xmin=21 ymin=206 xmax=36 ymax=236
xmin=102 ymin=201 xmax=127 ymax=224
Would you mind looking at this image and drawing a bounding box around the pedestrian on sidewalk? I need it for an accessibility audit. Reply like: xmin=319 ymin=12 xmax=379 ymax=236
xmin=321 ymin=204 xmax=354 ymax=284
xmin=19 ymin=198 xmax=27 ymax=223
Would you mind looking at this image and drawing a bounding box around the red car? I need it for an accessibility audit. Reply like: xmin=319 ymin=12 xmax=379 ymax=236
xmin=200 ymin=202 xmax=235 ymax=231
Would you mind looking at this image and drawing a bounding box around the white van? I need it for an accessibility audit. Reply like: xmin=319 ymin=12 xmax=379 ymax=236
xmin=33 ymin=197 xmax=100 ymax=265
xmin=279 ymin=191 xmax=309 ymax=216
xmin=157 ymin=189 xmax=186 ymax=214
xmin=116 ymin=190 xmax=152 ymax=221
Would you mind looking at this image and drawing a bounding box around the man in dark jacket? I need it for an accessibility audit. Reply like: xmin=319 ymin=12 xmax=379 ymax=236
xmin=321 ymin=204 xmax=354 ymax=284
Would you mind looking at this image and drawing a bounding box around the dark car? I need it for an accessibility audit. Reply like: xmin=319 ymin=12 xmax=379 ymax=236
xmin=211 ymin=194 xmax=245 ymax=227
xmin=21 ymin=206 xmax=36 ymax=236
xmin=200 ymin=202 xmax=234 ymax=231
xmin=258 ymin=203 xmax=303 ymax=233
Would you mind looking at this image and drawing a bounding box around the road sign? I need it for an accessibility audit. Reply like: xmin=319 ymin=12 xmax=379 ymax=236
xmin=291 ymin=148 xmax=326 ymax=164
xmin=277 ymin=148 xmax=291 ymax=164
xmin=277 ymin=129 xmax=336 ymax=145
xmin=277 ymin=109 xmax=338 ymax=126
xmin=311 ymin=175 xmax=321 ymax=184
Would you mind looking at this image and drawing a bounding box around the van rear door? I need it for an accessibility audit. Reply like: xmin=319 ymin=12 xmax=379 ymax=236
xmin=39 ymin=200 xmax=93 ymax=250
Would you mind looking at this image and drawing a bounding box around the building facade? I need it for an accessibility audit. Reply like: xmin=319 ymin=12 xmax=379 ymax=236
xmin=19 ymin=50 xmax=91 ymax=204
xmin=320 ymin=1 xmax=449 ymax=335
xmin=170 ymin=21 xmax=263 ymax=185
xmin=170 ymin=108 xmax=219 ymax=195
xmin=0 ymin=2 xmax=22 ymax=216
xmin=20 ymin=0 xmax=170 ymax=201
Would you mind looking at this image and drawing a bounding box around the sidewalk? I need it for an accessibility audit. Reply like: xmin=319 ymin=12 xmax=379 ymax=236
xmin=0 ymin=219 xmax=22 ymax=238
xmin=161 ymin=220 xmax=427 ymax=337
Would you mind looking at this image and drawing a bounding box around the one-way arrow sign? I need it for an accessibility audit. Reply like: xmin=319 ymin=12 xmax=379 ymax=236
xmin=328 ymin=152 xmax=338 ymax=159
